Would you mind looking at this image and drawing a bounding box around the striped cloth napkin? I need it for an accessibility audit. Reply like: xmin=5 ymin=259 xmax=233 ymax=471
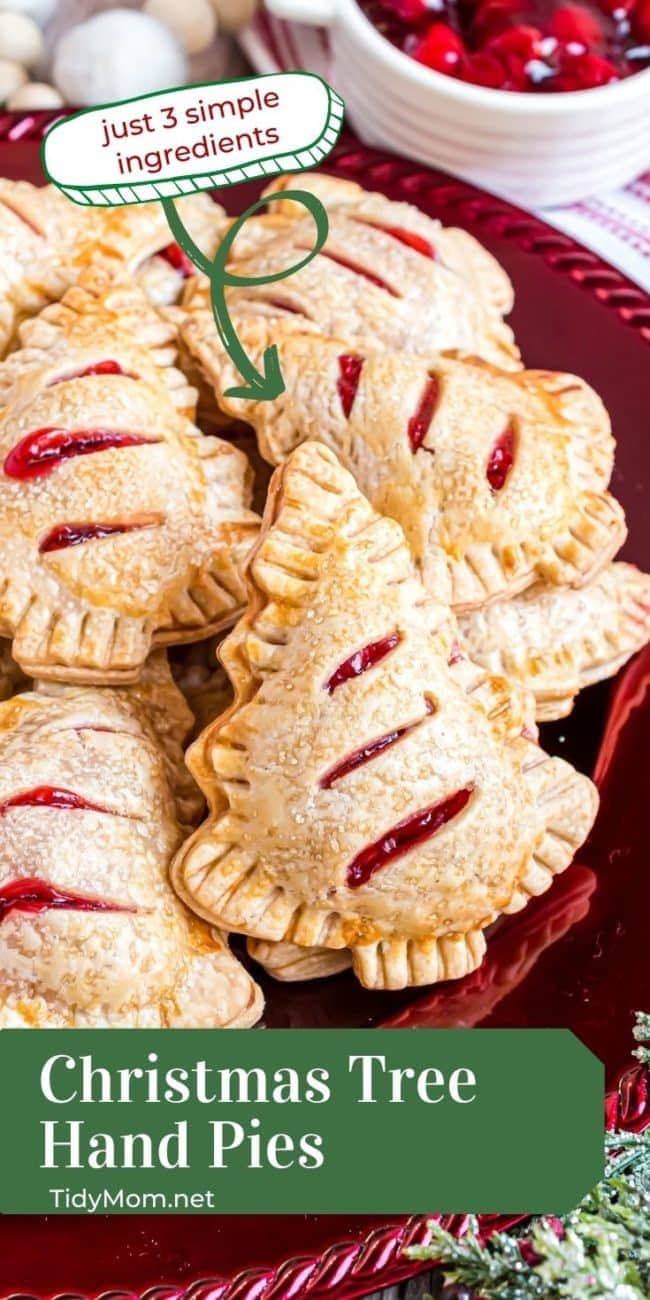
xmin=241 ymin=7 xmax=650 ymax=291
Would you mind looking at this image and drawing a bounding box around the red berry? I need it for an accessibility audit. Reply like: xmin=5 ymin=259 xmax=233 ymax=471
xmin=486 ymin=24 xmax=542 ymax=57
xmin=549 ymin=4 xmax=605 ymax=49
xmin=634 ymin=0 xmax=650 ymax=41
xmin=471 ymin=0 xmax=522 ymax=41
xmin=414 ymin=20 xmax=466 ymax=70
xmin=465 ymin=48 xmax=508 ymax=84
xmin=554 ymin=49 xmax=619 ymax=84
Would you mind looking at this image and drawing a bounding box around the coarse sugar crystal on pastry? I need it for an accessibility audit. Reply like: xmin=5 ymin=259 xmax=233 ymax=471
xmin=0 ymin=274 xmax=260 ymax=684
xmin=171 ymin=441 xmax=598 ymax=992
xmin=0 ymin=651 xmax=263 ymax=1028
xmin=184 ymin=186 xmax=519 ymax=370
xmin=0 ymin=178 xmax=225 ymax=355
xmin=180 ymin=315 xmax=624 ymax=612
xmin=460 ymin=562 xmax=650 ymax=721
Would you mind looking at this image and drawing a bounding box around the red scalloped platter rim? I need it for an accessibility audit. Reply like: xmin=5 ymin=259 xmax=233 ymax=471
xmin=0 ymin=114 xmax=648 ymax=1300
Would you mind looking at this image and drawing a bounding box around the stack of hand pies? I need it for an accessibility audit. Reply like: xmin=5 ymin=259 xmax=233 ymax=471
xmin=0 ymin=173 xmax=646 ymax=1026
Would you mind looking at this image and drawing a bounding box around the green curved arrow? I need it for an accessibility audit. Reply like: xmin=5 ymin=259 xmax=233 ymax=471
xmin=162 ymin=189 xmax=330 ymax=402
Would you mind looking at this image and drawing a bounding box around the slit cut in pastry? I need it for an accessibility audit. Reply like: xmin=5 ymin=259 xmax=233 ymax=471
xmin=0 ymin=179 xmax=225 ymax=355
xmin=180 ymin=316 xmax=624 ymax=611
xmin=0 ymin=652 xmax=263 ymax=1028
xmin=183 ymin=175 xmax=519 ymax=370
xmin=171 ymin=442 xmax=598 ymax=991
xmin=460 ymin=562 xmax=650 ymax=720
xmin=0 ymin=274 xmax=260 ymax=684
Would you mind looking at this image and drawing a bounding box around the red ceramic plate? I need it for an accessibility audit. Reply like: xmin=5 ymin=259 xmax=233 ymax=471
xmin=0 ymin=116 xmax=648 ymax=1300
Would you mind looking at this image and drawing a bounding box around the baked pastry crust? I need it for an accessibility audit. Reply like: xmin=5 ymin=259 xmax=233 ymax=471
xmin=184 ymin=183 xmax=519 ymax=370
xmin=460 ymin=562 xmax=650 ymax=720
xmin=0 ymin=652 xmax=263 ymax=1028
xmin=247 ymin=938 xmax=352 ymax=982
xmin=0 ymin=180 xmax=224 ymax=354
xmin=181 ymin=316 xmax=624 ymax=611
xmin=172 ymin=636 xmax=234 ymax=737
xmin=262 ymin=171 xmax=515 ymax=316
xmin=172 ymin=442 xmax=598 ymax=991
xmin=0 ymin=274 xmax=260 ymax=684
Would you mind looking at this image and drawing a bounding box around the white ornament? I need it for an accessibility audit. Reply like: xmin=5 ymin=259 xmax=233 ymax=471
xmin=0 ymin=57 xmax=26 ymax=101
xmin=52 ymin=9 xmax=187 ymax=107
xmin=209 ymin=0 xmax=258 ymax=33
xmin=144 ymin=0 xmax=217 ymax=55
xmin=0 ymin=0 xmax=56 ymax=28
xmin=0 ymin=12 xmax=43 ymax=68
xmin=7 ymin=79 xmax=62 ymax=108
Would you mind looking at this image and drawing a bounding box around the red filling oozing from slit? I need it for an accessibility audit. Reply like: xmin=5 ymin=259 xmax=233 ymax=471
xmin=4 ymin=427 xmax=158 ymax=480
xmin=0 ymin=785 xmax=116 ymax=816
xmin=321 ymin=698 xmax=435 ymax=789
xmin=356 ymin=219 xmax=435 ymax=260
xmin=346 ymin=787 xmax=473 ymax=888
xmin=486 ymin=424 xmax=515 ymax=491
xmin=337 ymin=354 xmax=364 ymax=418
xmin=312 ymin=248 xmax=401 ymax=297
xmin=0 ymin=876 xmax=134 ymax=922
xmin=159 ymin=241 xmax=193 ymax=278
xmin=39 ymin=516 xmax=158 ymax=554
xmin=47 ymin=361 xmax=131 ymax=387
xmin=326 ymin=632 xmax=401 ymax=694
xmin=408 ymin=376 xmax=439 ymax=452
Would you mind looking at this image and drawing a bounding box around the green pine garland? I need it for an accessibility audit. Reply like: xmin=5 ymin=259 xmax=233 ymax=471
xmin=406 ymin=1013 xmax=650 ymax=1300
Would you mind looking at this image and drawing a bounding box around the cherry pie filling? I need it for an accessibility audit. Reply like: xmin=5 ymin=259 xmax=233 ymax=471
xmin=321 ymin=697 xmax=436 ymax=788
xmin=158 ymin=241 xmax=194 ymax=278
xmin=358 ymin=0 xmax=650 ymax=90
xmin=0 ymin=786 xmax=117 ymax=817
xmin=337 ymin=354 xmax=365 ymax=417
xmin=4 ymin=426 xmax=159 ymax=480
xmin=408 ymin=375 xmax=440 ymax=452
xmin=39 ymin=515 xmax=161 ymax=554
xmin=0 ymin=877 xmax=134 ymax=922
xmin=47 ymin=360 xmax=133 ymax=387
xmin=346 ymin=786 xmax=473 ymax=887
xmin=352 ymin=217 xmax=436 ymax=258
xmin=486 ymin=423 xmax=515 ymax=490
xmin=326 ymin=632 xmax=402 ymax=693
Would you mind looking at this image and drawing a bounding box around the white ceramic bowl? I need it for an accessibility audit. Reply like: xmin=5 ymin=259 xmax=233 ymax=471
xmin=265 ymin=0 xmax=650 ymax=207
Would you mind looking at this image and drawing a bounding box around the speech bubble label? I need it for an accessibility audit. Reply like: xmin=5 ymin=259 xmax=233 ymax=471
xmin=42 ymin=71 xmax=344 ymax=206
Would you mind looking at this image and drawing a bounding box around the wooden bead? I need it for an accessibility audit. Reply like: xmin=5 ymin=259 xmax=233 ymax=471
xmin=7 ymin=80 xmax=63 ymax=109
xmin=0 ymin=57 xmax=27 ymax=102
xmin=144 ymin=0 xmax=218 ymax=54
xmin=0 ymin=12 xmax=43 ymax=68
xmin=209 ymin=0 xmax=258 ymax=33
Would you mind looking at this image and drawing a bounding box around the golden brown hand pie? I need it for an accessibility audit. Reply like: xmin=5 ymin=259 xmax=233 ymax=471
xmin=0 ymin=653 xmax=263 ymax=1028
xmin=0 ymin=275 xmax=260 ymax=684
xmin=184 ymin=180 xmax=519 ymax=369
xmin=171 ymin=636 xmax=234 ymax=737
xmin=180 ymin=316 xmax=624 ymax=611
xmin=247 ymin=939 xmax=352 ymax=982
xmin=263 ymin=171 xmax=514 ymax=316
xmin=172 ymin=442 xmax=598 ymax=991
xmin=0 ymin=180 xmax=224 ymax=354
xmin=460 ymin=562 xmax=650 ymax=720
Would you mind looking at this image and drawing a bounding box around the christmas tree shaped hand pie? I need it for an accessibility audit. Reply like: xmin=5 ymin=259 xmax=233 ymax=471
xmin=172 ymin=443 xmax=599 ymax=991
xmin=0 ymin=274 xmax=260 ymax=684
xmin=180 ymin=317 xmax=625 ymax=611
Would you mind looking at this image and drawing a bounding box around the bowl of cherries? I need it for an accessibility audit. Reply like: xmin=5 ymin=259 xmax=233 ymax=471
xmin=266 ymin=0 xmax=650 ymax=205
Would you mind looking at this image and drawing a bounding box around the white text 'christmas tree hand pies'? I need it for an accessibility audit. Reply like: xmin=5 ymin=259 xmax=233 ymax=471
xmin=262 ymin=171 xmax=515 ymax=316
xmin=185 ymin=190 xmax=519 ymax=370
xmin=181 ymin=317 xmax=624 ymax=611
xmin=0 ymin=275 xmax=260 ymax=684
xmin=0 ymin=652 xmax=263 ymax=1028
xmin=460 ymin=562 xmax=650 ymax=721
xmin=171 ymin=442 xmax=598 ymax=992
